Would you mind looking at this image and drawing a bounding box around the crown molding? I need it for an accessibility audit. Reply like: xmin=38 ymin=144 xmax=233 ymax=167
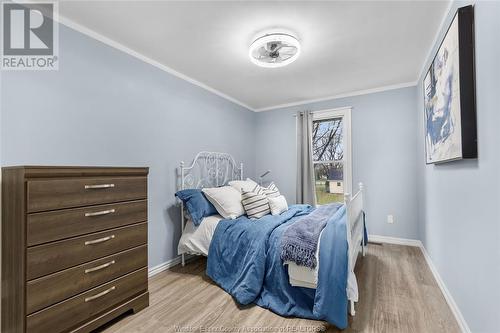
xmin=55 ymin=14 xmax=256 ymax=112
xmin=254 ymin=81 xmax=417 ymax=112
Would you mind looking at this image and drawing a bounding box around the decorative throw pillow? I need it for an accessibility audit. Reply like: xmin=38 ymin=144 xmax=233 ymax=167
xmin=175 ymin=189 xmax=218 ymax=226
xmin=241 ymin=190 xmax=270 ymax=219
xmin=251 ymin=183 xmax=266 ymax=195
xmin=263 ymin=182 xmax=281 ymax=198
xmin=228 ymin=178 xmax=259 ymax=193
xmin=202 ymin=186 xmax=245 ymax=220
xmin=268 ymin=195 xmax=288 ymax=215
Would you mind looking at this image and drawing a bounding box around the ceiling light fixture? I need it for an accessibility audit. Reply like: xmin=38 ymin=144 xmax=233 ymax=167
xmin=249 ymin=33 xmax=300 ymax=68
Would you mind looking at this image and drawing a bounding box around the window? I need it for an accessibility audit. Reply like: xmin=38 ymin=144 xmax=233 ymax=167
xmin=312 ymin=108 xmax=352 ymax=205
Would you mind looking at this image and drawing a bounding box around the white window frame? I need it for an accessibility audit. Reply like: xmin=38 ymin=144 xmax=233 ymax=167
xmin=312 ymin=107 xmax=353 ymax=197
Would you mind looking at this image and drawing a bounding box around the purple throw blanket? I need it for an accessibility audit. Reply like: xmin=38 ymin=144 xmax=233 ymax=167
xmin=280 ymin=203 xmax=342 ymax=268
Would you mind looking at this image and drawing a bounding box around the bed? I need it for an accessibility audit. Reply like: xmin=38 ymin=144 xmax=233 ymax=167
xmin=177 ymin=152 xmax=366 ymax=328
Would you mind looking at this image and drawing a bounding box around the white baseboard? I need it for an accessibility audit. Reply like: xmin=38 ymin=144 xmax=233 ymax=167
xmin=149 ymin=237 xmax=470 ymax=333
xmin=148 ymin=254 xmax=199 ymax=277
xmin=148 ymin=256 xmax=181 ymax=277
xmin=368 ymin=234 xmax=421 ymax=247
xmin=418 ymin=244 xmax=471 ymax=333
xmin=369 ymin=234 xmax=470 ymax=333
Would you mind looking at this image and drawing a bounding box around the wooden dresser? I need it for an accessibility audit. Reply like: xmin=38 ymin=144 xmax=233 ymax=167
xmin=1 ymin=166 xmax=149 ymax=333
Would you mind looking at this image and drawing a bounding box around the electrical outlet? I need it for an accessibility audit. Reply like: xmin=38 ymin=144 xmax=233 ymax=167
xmin=387 ymin=215 xmax=394 ymax=224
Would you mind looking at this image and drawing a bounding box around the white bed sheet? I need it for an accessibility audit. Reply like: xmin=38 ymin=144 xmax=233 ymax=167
xmin=177 ymin=214 xmax=222 ymax=256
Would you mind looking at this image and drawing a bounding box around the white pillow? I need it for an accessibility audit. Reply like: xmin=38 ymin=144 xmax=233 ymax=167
xmin=228 ymin=178 xmax=259 ymax=193
xmin=268 ymin=195 xmax=288 ymax=215
xmin=202 ymin=186 xmax=245 ymax=219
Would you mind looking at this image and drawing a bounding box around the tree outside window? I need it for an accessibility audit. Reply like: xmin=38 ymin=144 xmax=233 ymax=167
xmin=312 ymin=117 xmax=344 ymax=205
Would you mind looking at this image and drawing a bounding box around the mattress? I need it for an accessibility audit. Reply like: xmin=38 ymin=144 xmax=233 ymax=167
xmin=287 ymin=263 xmax=319 ymax=288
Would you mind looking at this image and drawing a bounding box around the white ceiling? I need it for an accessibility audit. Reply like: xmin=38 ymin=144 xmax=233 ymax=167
xmin=58 ymin=1 xmax=450 ymax=111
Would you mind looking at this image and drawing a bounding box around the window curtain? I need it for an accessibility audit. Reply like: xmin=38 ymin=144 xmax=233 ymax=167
xmin=296 ymin=111 xmax=317 ymax=206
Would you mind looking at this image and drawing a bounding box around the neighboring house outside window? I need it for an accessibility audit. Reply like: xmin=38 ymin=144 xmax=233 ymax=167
xmin=312 ymin=107 xmax=352 ymax=205
xmin=326 ymin=169 xmax=344 ymax=194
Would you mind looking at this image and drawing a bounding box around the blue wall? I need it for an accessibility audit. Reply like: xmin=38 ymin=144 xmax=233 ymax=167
xmin=416 ymin=2 xmax=500 ymax=332
xmin=255 ymin=86 xmax=420 ymax=239
xmin=0 ymin=25 xmax=256 ymax=269
xmin=2 ymin=5 xmax=499 ymax=331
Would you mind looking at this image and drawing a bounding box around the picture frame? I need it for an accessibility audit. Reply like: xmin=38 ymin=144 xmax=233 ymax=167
xmin=423 ymin=5 xmax=477 ymax=164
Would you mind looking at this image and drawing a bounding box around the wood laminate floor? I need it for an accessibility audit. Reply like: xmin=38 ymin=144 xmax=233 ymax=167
xmin=97 ymin=243 xmax=461 ymax=333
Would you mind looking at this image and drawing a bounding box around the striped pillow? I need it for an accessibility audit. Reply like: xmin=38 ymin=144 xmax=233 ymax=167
xmin=241 ymin=190 xmax=270 ymax=219
xmin=249 ymin=183 xmax=265 ymax=195
xmin=263 ymin=182 xmax=281 ymax=198
xmin=249 ymin=182 xmax=281 ymax=198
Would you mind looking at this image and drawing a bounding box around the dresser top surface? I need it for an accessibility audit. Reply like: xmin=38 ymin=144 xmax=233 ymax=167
xmin=2 ymin=166 xmax=149 ymax=178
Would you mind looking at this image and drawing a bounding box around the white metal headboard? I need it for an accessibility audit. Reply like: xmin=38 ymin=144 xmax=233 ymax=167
xmin=179 ymin=151 xmax=243 ymax=191
xmin=178 ymin=152 xmax=243 ymax=266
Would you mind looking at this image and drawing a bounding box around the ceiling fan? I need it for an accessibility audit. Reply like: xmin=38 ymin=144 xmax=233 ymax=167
xmin=249 ymin=33 xmax=301 ymax=68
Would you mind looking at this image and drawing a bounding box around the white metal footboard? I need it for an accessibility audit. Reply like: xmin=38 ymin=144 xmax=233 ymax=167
xmin=344 ymin=182 xmax=365 ymax=316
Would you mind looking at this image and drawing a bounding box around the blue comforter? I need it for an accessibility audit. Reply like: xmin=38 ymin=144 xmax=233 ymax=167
xmin=206 ymin=204 xmax=350 ymax=329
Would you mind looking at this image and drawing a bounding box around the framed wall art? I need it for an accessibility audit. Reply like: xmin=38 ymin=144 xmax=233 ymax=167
xmin=423 ymin=5 xmax=477 ymax=164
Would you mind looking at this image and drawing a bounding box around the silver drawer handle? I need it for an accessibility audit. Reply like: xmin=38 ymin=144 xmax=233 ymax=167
xmin=84 ymin=286 xmax=116 ymax=302
xmin=84 ymin=209 xmax=115 ymax=217
xmin=84 ymin=184 xmax=115 ymax=189
xmin=84 ymin=235 xmax=115 ymax=245
xmin=84 ymin=260 xmax=115 ymax=274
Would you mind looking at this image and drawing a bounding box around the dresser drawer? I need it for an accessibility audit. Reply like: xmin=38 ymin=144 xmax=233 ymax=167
xmin=26 ymin=268 xmax=147 ymax=333
xmin=27 ymin=200 xmax=147 ymax=246
xmin=27 ymin=176 xmax=147 ymax=212
xmin=27 ymin=223 xmax=147 ymax=280
xmin=27 ymin=245 xmax=147 ymax=314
